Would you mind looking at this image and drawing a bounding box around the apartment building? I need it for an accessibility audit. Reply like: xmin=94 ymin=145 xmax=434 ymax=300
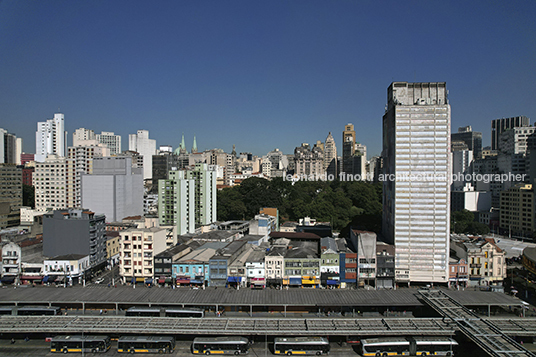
xmin=119 ymin=227 xmax=168 ymax=284
xmin=33 ymin=155 xmax=67 ymax=211
xmin=499 ymin=183 xmax=534 ymax=237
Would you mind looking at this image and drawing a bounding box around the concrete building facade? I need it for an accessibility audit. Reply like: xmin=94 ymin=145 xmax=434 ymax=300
xmin=96 ymin=131 xmax=122 ymax=156
xmin=129 ymin=130 xmax=156 ymax=180
xmin=382 ymin=82 xmax=451 ymax=284
xmin=43 ymin=209 xmax=107 ymax=269
xmin=491 ymin=116 xmax=530 ymax=151
xmin=33 ymin=155 xmax=67 ymax=211
xmin=35 ymin=113 xmax=67 ymax=163
xmin=81 ymin=156 xmax=144 ymax=223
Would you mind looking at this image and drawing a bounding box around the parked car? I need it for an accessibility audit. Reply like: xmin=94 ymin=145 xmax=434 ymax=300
xmin=95 ymin=277 xmax=105 ymax=284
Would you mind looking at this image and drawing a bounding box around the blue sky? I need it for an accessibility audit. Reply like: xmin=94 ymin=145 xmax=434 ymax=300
xmin=1 ymin=0 xmax=535 ymax=158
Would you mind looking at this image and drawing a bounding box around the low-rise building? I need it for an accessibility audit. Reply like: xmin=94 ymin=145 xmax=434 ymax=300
xmin=282 ymin=241 xmax=320 ymax=288
xmin=320 ymin=237 xmax=340 ymax=287
xmin=106 ymin=232 xmax=121 ymax=268
xmin=451 ymin=237 xmax=506 ymax=287
xmin=119 ymin=227 xmax=168 ymax=285
xmin=265 ymin=247 xmax=285 ymax=288
xmin=173 ymin=242 xmax=227 ymax=287
xmin=208 ymin=240 xmax=248 ymax=287
xmin=43 ymin=254 xmax=90 ymax=286
xmin=449 ymin=257 xmax=469 ymax=289
xmin=1 ymin=241 xmax=21 ymax=284
xmin=245 ymin=249 xmax=266 ymax=288
xmin=337 ymin=238 xmax=357 ymax=288
xmin=375 ymin=242 xmax=395 ymax=289
xmin=154 ymin=243 xmax=192 ymax=286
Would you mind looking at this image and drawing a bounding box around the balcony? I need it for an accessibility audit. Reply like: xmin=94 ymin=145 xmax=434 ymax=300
xmin=470 ymin=264 xmax=482 ymax=268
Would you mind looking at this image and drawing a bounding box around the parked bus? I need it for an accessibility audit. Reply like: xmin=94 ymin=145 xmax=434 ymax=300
xmin=17 ymin=306 xmax=61 ymax=316
xmin=360 ymin=337 xmax=457 ymax=356
xmin=413 ymin=337 xmax=458 ymax=356
xmin=192 ymin=336 xmax=250 ymax=355
xmin=125 ymin=306 xmax=161 ymax=317
xmin=0 ymin=306 xmax=14 ymax=315
xmin=50 ymin=335 xmax=111 ymax=353
xmin=274 ymin=337 xmax=330 ymax=355
xmin=117 ymin=336 xmax=175 ymax=354
xmin=165 ymin=307 xmax=204 ymax=318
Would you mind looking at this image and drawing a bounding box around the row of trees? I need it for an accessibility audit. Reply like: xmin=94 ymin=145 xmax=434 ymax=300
xmin=217 ymin=177 xmax=383 ymax=232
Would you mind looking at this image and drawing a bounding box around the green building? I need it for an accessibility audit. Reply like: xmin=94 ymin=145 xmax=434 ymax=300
xmin=158 ymin=163 xmax=217 ymax=235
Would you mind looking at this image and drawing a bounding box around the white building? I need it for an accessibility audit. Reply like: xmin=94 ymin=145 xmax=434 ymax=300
xmin=129 ymin=130 xmax=156 ymax=180
xmin=33 ymin=155 xmax=67 ymax=211
xmin=43 ymin=254 xmax=90 ymax=285
xmin=35 ymin=113 xmax=67 ymax=162
xmin=451 ymin=185 xmax=492 ymax=212
xmin=382 ymin=82 xmax=451 ymax=284
xmin=73 ymin=128 xmax=96 ymax=146
xmin=97 ymin=131 xmax=122 ymax=156
xmin=1 ymin=241 xmax=21 ymax=283
xmin=81 ymin=156 xmax=144 ymax=223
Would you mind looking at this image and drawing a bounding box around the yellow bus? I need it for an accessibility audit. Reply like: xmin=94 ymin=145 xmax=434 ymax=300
xmin=192 ymin=336 xmax=250 ymax=355
xmin=50 ymin=335 xmax=111 ymax=353
xmin=118 ymin=336 xmax=175 ymax=354
xmin=274 ymin=337 xmax=330 ymax=355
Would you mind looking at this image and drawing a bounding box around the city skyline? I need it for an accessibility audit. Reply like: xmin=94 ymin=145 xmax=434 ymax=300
xmin=1 ymin=1 xmax=535 ymax=157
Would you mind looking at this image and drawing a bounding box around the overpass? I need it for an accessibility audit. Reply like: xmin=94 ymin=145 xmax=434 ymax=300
xmin=420 ymin=289 xmax=536 ymax=357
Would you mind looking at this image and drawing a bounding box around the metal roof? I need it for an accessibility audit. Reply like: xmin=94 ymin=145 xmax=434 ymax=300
xmin=0 ymin=286 xmax=522 ymax=308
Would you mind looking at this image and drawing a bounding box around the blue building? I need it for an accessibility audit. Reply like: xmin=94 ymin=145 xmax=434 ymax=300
xmin=173 ymin=242 xmax=227 ymax=286
xmin=208 ymin=240 xmax=248 ymax=287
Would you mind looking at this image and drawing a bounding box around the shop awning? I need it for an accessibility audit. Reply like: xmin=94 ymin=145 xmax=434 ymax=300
xmin=42 ymin=276 xmax=49 ymax=283
xmin=327 ymin=280 xmax=340 ymax=285
xmin=289 ymin=278 xmax=302 ymax=285
xmin=190 ymin=279 xmax=203 ymax=284
xmin=253 ymin=280 xmax=265 ymax=285
xmin=0 ymin=277 xmax=15 ymax=283
xmin=20 ymin=275 xmax=43 ymax=280
xmin=135 ymin=277 xmax=144 ymax=282
xmin=227 ymin=276 xmax=241 ymax=283
xmin=145 ymin=278 xmax=153 ymax=284
xmin=158 ymin=277 xmax=165 ymax=284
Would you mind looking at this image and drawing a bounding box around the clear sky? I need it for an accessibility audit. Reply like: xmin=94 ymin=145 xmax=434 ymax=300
xmin=1 ymin=0 xmax=535 ymax=158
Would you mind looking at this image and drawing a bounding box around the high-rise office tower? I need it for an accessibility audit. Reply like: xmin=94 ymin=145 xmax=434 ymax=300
xmin=129 ymin=130 xmax=156 ymax=180
xmin=342 ymin=124 xmax=356 ymax=174
xmin=96 ymin=132 xmax=122 ymax=155
xmin=382 ymin=82 xmax=451 ymax=284
xmin=451 ymin=126 xmax=482 ymax=160
xmin=324 ymin=132 xmax=337 ymax=177
xmin=0 ymin=128 xmax=17 ymax=164
xmin=491 ymin=116 xmax=530 ymax=151
xmin=35 ymin=112 xmax=67 ymax=162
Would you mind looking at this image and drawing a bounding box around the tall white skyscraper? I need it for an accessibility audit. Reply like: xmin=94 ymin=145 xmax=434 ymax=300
xmin=96 ymin=131 xmax=122 ymax=155
xmin=35 ymin=112 xmax=67 ymax=162
xmin=382 ymin=82 xmax=451 ymax=284
xmin=129 ymin=130 xmax=156 ymax=180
